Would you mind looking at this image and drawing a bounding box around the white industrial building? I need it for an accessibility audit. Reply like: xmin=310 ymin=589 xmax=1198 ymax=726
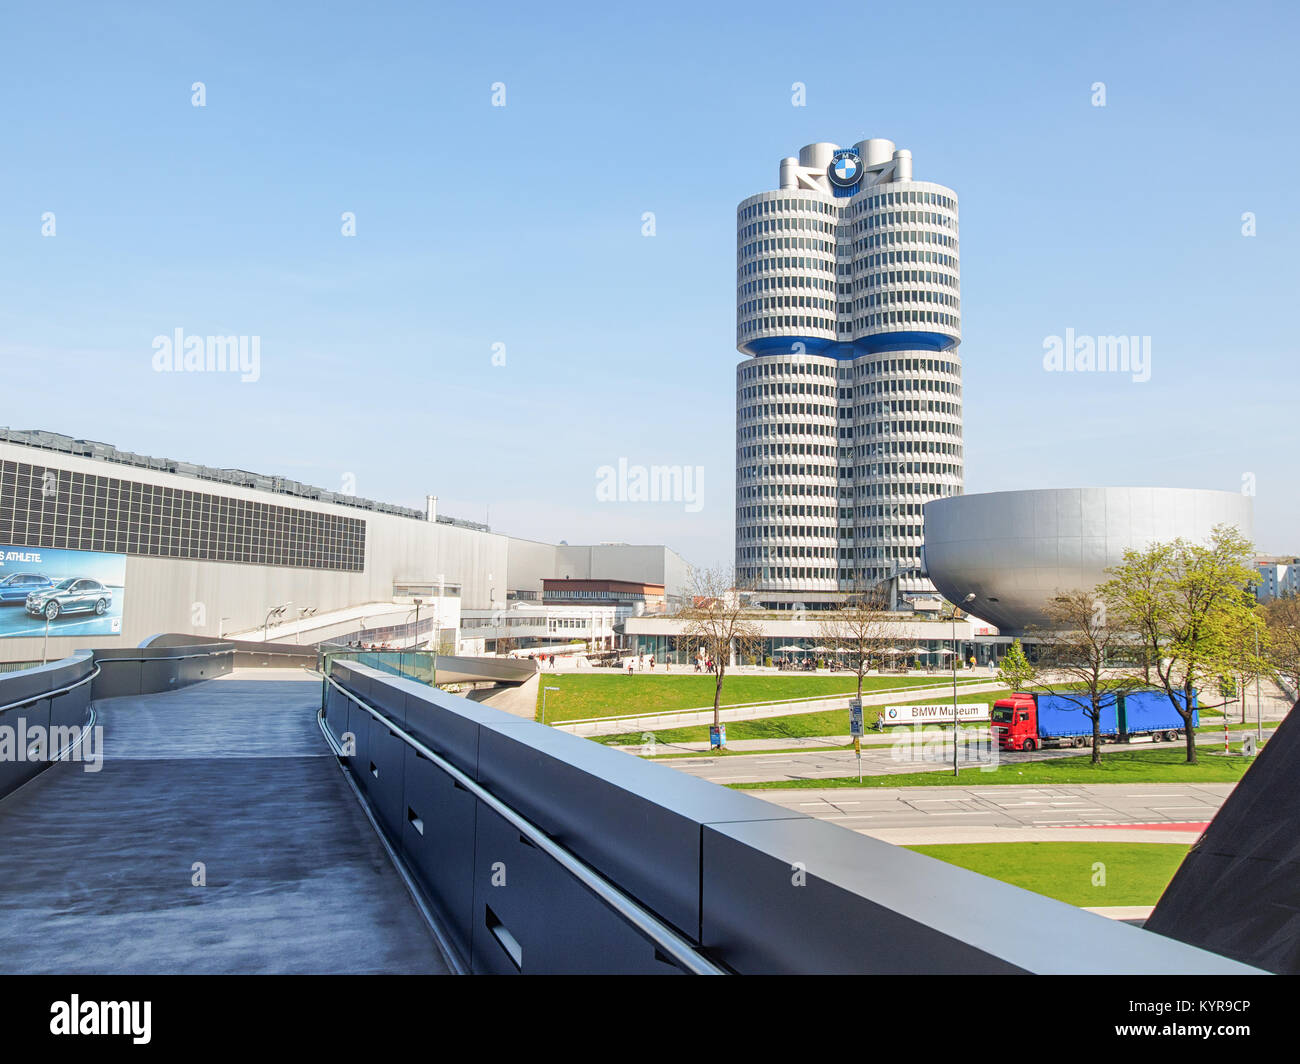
xmin=0 ymin=429 xmax=691 ymax=661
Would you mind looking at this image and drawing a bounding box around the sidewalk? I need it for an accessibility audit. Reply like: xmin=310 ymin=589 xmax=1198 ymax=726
xmin=621 ymin=726 xmax=1276 ymax=758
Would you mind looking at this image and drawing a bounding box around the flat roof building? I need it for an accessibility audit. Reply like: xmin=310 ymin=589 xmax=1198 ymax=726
xmin=0 ymin=428 xmax=692 ymax=659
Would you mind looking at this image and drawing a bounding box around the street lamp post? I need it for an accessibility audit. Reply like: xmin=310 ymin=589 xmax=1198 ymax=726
xmin=542 ymin=685 xmax=559 ymax=725
xmin=953 ymin=593 xmax=976 ymax=777
xmin=1254 ymin=623 xmax=1263 ymax=744
xmin=263 ymin=603 xmax=290 ymax=642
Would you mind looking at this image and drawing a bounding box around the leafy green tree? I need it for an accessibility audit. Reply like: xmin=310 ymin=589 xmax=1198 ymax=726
xmin=1100 ymin=524 xmax=1259 ymax=764
xmin=996 ymin=638 xmax=1036 ymax=692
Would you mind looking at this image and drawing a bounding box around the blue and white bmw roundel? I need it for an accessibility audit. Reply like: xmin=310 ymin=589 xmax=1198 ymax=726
xmin=827 ymin=149 xmax=862 ymax=188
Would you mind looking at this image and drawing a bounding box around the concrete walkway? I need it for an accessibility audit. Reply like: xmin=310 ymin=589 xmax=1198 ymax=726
xmin=466 ymin=672 xmax=540 ymax=719
xmin=0 ymin=670 xmax=448 ymax=974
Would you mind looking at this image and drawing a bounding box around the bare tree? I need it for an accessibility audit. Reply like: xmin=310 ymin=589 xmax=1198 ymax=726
xmin=817 ymin=585 xmax=894 ymax=700
xmin=676 ymin=566 xmax=763 ymax=744
xmin=1262 ymin=595 xmax=1300 ymax=696
xmin=1031 ymin=590 xmax=1142 ymax=764
xmin=1221 ymin=593 xmax=1268 ymax=723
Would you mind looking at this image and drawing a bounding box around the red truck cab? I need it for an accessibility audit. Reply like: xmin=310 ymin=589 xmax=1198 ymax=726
xmin=990 ymin=694 xmax=1038 ymax=751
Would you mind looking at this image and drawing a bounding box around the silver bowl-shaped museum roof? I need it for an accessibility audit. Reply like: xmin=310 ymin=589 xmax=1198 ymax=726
xmin=922 ymin=487 xmax=1254 ymax=632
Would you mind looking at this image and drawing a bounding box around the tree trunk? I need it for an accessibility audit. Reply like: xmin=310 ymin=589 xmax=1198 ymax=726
xmin=1183 ymin=687 xmax=1197 ymax=764
xmin=1092 ymin=713 xmax=1101 ymax=764
xmin=713 ymin=668 xmax=724 ymax=729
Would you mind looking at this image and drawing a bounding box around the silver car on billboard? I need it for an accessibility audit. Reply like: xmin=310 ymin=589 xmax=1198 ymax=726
xmin=25 ymin=578 xmax=114 ymax=621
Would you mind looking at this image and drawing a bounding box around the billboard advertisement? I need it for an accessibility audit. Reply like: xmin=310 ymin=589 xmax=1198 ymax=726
xmin=0 ymin=546 xmax=126 ymax=638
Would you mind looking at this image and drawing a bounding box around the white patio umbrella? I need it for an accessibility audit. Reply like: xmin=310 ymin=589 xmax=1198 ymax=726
xmin=882 ymin=647 xmax=903 ymax=655
xmin=775 ymin=644 xmax=804 ymax=653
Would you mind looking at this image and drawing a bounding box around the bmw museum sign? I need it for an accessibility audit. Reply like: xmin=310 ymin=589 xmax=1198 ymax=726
xmin=0 ymin=546 xmax=126 ymax=639
xmin=827 ymin=148 xmax=863 ymax=189
xmin=881 ymin=703 xmax=991 ymax=726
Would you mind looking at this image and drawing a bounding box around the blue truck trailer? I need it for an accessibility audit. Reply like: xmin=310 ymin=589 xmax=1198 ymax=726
xmin=992 ymin=689 xmax=1197 ymax=750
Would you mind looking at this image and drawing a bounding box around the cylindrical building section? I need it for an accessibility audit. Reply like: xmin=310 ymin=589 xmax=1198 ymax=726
xmin=735 ymin=352 xmax=840 ymax=594
xmin=855 ymin=138 xmax=896 ymax=167
xmin=798 ymin=142 xmax=838 ymax=170
xmin=892 ymin=149 xmax=912 ymax=181
xmin=736 ymin=138 xmax=963 ymax=607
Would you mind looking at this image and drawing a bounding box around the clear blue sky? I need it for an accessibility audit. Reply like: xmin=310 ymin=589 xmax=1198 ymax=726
xmin=1 ymin=0 xmax=1296 ymax=566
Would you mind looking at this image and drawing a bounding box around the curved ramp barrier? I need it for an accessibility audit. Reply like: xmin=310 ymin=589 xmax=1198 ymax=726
xmin=323 ymin=659 xmax=1261 ymax=976
xmin=92 ymin=641 xmax=236 ymax=698
xmin=0 ymin=652 xmax=97 ymax=802
xmin=143 ymin=633 xmax=316 ymax=670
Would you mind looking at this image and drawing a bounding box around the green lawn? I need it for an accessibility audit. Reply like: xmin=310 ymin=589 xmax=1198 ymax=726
xmin=730 ymin=748 xmax=1257 ymax=789
xmin=537 ymin=673 xmax=986 ymax=723
xmin=906 ymin=842 xmax=1190 ymax=907
xmin=595 ymin=689 xmax=1010 ymax=744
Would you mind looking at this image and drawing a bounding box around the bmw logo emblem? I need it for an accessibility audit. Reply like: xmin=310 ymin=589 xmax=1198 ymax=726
xmin=827 ymin=149 xmax=862 ymax=188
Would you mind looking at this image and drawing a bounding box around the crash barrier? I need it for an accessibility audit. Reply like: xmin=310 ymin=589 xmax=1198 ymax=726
xmin=321 ymin=659 xmax=1260 ymax=976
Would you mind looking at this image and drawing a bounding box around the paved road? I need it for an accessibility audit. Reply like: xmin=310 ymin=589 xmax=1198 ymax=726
xmin=0 ymin=669 xmax=448 ymax=974
xmin=650 ymin=729 xmax=1268 ymax=785
xmin=748 ymin=782 xmax=1233 ymax=837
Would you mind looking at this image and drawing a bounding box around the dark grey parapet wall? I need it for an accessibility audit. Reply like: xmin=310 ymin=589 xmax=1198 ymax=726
xmin=325 ymin=659 xmax=1259 ymax=976
xmin=90 ymin=641 xmax=235 ymax=698
xmin=141 ymin=633 xmax=314 ymax=670
xmin=1146 ymin=699 xmax=1300 ymax=974
xmin=0 ymin=652 xmax=95 ymax=801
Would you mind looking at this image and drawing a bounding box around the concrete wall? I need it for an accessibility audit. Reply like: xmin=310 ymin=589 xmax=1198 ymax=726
xmin=555 ymin=544 xmax=691 ymax=601
xmin=504 ymin=537 xmax=560 ymax=599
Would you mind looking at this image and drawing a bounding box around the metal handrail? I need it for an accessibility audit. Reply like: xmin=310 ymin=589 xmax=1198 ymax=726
xmin=50 ymin=704 xmax=98 ymax=762
xmin=320 ymin=671 xmax=726 ymax=976
xmin=0 ymin=664 xmax=100 ymax=716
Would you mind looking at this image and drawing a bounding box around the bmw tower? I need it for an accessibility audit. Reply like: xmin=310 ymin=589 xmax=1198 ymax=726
xmin=735 ymin=139 xmax=962 ymax=610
